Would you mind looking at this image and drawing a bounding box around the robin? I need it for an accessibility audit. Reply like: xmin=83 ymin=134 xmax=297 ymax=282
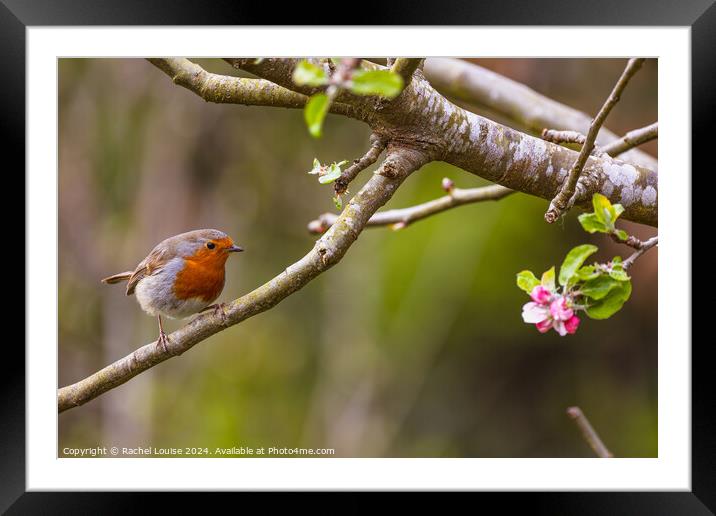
xmin=101 ymin=229 xmax=243 ymax=352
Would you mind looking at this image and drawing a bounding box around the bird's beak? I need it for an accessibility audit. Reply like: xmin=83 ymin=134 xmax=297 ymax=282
xmin=227 ymin=244 xmax=244 ymax=253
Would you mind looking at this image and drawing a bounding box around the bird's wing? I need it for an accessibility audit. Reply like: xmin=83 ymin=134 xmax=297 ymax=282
xmin=126 ymin=246 xmax=168 ymax=295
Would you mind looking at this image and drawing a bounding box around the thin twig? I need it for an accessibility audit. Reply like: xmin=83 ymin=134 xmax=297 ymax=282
xmin=543 ymin=122 xmax=658 ymax=164
xmin=542 ymin=129 xmax=606 ymax=157
xmin=542 ymin=129 xmax=588 ymax=147
xmin=334 ymin=134 xmax=387 ymax=194
xmin=308 ymin=184 xmax=513 ymax=233
xmin=566 ymin=406 xmax=614 ymax=458
xmin=545 ymin=58 xmax=646 ymax=223
xmin=622 ymin=236 xmax=658 ymax=270
xmin=601 ymin=122 xmax=658 ymax=157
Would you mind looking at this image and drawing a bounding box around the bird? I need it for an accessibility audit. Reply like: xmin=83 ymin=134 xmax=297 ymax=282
xmin=101 ymin=229 xmax=243 ymax=353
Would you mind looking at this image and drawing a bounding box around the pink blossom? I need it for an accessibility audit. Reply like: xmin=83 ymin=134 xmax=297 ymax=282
xmin=564 ymin=315 xmax=580 ymax=334
xmin=550 ymin=296 xmax=574 ymax=321
xmin=522 ymin=292 xmax=581 ymax=337
xmin=530 ymin=285 xmax=552 ymax=305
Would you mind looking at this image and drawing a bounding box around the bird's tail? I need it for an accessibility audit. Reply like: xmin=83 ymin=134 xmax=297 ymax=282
xmin=101 ymin=271 xmax=133 ymax=284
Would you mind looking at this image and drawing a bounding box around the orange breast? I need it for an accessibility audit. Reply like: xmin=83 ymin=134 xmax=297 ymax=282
xmin=172 ymin=255 xmax=228 ymax=303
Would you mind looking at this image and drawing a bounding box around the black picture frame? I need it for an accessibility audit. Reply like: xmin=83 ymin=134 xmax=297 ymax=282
xmin=6 ymin=0 xmax=709 ymax=512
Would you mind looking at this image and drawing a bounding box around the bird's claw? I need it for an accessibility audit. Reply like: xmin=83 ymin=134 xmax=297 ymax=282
xmin=156 ymin=330 xmax=171 ymax=354
xmin=202 ymin=303 xmax=229 ymax=326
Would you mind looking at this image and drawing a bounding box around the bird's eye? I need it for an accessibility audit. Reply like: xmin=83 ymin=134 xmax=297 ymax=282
xmin=206 ymin=242 xmax=216 ymax=250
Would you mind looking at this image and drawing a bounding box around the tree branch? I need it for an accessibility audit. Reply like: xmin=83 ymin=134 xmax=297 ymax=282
xmin=422 ymin=57 xmax=657 ymax=171
xmin=58 ymin=149 xmax=431 ymax=413
xmin=334 ymin=134 xmax=387 ymax=194
xmin=566 ymin=406 xmax=614 ymax=458
xmin=148 ymin=58 xmax=306 ymax=109
xmin=322 ymin=114 xmax=654 ymax=233
xmin=601 ymin=122 xmax=658 ymax=157
xmin=309 ymin=184 xmax=513 ymax=233
xmin=151 ymin=58 xmax=658 ymax=227
xmin=224 ymin=58 xmax=370 ymax=116
xmin=622 ymin=236 xmax=658 ymax=270
xmin=148 ymin=58 xmax=356 ymax=116
xmin=542 ymin=122 xmax=658 ymax=162
xmin=390 ymin=58 xmax=424 ymax=88
xmin=541 ymin=129 xmax=591 ymax=148
xmin=545 ymin=58 xmax=645 ymax=223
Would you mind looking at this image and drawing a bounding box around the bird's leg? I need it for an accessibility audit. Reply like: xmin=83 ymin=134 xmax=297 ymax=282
xmin=156 ymin=315 xmax=170 ymax=354
xmin=202 ymin=303 xmax=229 ymax=326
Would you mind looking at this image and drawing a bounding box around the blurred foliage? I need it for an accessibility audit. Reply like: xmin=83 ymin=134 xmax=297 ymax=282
xmin=59 ymin=58 xmax=657 ymax=458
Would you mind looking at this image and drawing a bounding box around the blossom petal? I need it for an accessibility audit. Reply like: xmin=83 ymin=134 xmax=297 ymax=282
xmin=536 ymin=319 xmax=552 ymax=333
xmin=565 ymin=315 xmax=580 ymax=334
xmin=553 ymin=320 xmax=568 ymax=336
xmin=550 ymin=297 xmax=574 ymax=321
xmin=522 ymin=302 xmax=550 ymax=323
xmin=530 ymin=286 xmax=552 ymax=305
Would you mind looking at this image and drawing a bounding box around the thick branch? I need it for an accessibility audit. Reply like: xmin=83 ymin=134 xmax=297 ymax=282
xmin=163 ymin=58 xmax=658 ymax=227
xmin=390 ymin=58 xmax=424 ymax=88
xmin=58 ymin=149 xmax=430 ymax=413
xmin=416 ymin=93 xmax=658 ymax=226
xmin=422 ymin=58 xmax=657 ymax=171
xmin=545 ymin=58 xmax=645 ymax=223
xmin=148 ymin=58 xmax=306 ymax=108
xmin=148 ymin=58 xmax=357 ymax=116
xmin=309 ymin=184 xmax=513 ymax=233
xmin=567 ymin=406 xmax=613 ymax=458
xmin=225 ymin=58 xmax=370 ymax=118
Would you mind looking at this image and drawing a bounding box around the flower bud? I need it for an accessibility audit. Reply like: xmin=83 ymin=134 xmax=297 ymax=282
xmin=307 ymin=220 xmax=326 ymax=234
xmin=441 ymin=177 xmax=455 ymax=193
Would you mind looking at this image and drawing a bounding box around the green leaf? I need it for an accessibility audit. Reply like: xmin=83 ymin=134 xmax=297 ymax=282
xmin=304 ymin=94 xmax=330 ymax=138
xmin=516 ymin=270 xmax=540 ymax=293
xmin=609 ymin=268 xmax=630 ymax=281
xmin=575 ymin=265 xmax=600 ymax=281
xmin=292 ymin=61 xmax=329 ymax=87
xmin=614 ymin=229 xmax=629 ymax=241
xmin=333 ymin=195 xmax=343 ymax=210
xmin=350 ymin=70 xmax=404 ymax=98
xmin=609 ymin=261 xmax=630 ymax=282
xmin=613 ymin=204 xmax=625 ymax=219
xmin=592 ymin=193 xmax=615 ymax=226
xmin=541 ymin=266 xmax=556 ymax=291
xmin=559 ymin=244 xmax=598 ymax=286
xmin=318 ymin=163 xmax=343 ymax=184
xmin=580 ymin=275 xmax=622 ymax=300
xmin=585 ymin=281 xmax=632 ymax=319
xmin=578 ymin=213 xmax=609 ymax=234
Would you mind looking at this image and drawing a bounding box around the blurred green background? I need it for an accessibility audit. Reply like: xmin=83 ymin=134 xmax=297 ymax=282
xmin=58 ymin=58 xmax=657 ymax=458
